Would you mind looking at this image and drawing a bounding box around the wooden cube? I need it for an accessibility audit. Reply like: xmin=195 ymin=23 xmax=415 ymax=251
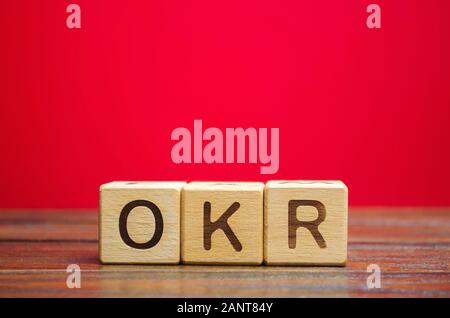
xmin=181 ymin=182 xmax=264 ymax=265
xmin=264 ymin=181 xmax=348 ymax=266
xmin=99 ymin=181 xmax=186 ymax=264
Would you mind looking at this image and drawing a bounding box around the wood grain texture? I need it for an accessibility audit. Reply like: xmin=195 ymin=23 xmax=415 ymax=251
xmin=264 ymin=181 xmax=348 ymax=265
xmin=99 ymin=182 xmax=185 ymax=264
xmin=181 ymin=182 xmax=264 ymax=265
xmin=0 ymin=208 xmax=449 ymax=297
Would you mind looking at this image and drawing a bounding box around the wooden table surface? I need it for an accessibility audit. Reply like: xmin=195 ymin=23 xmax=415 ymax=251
xmin=0 ymin=208 xmax=449 ymax=298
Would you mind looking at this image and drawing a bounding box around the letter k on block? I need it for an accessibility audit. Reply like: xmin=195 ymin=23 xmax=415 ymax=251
xmin=204 ymin=201 xmax=243 ymax=251
xmin=182 ymin=182 xmax=264 ymax=265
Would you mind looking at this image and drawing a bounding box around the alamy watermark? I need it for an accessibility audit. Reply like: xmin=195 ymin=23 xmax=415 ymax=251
xmin=66 ymin=264 xmax=81 ymax=289
xmin=65 ymin=3 xmax=381 ymax=31
xmin=366 ymin=264 xmax=381 ymax=289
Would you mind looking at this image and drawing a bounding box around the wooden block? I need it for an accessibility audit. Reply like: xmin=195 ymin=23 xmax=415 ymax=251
xmin=264 ymin=180 xmax=348 ymax=266
xmin=181 ymin=182 xmax=264 ymax=265
xmin=99 ymin=181 xmax=186 ymax=264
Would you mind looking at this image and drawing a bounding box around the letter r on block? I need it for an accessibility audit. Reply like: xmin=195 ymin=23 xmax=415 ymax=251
xmin=288 ymin=200 xmax=327 ymax=249
xmin=264 ymin=181 xmax=347 ymax=265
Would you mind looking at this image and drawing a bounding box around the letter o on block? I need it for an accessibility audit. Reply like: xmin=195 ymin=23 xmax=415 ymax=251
xmin=119 ymin=200 xmax=164 ymax=250
xmin=99 ymin=182 xmax=186 ymax=264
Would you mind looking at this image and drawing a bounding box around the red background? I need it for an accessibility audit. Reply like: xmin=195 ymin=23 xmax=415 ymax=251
xmin=1 ymin=1 xmax=450 ymax=208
